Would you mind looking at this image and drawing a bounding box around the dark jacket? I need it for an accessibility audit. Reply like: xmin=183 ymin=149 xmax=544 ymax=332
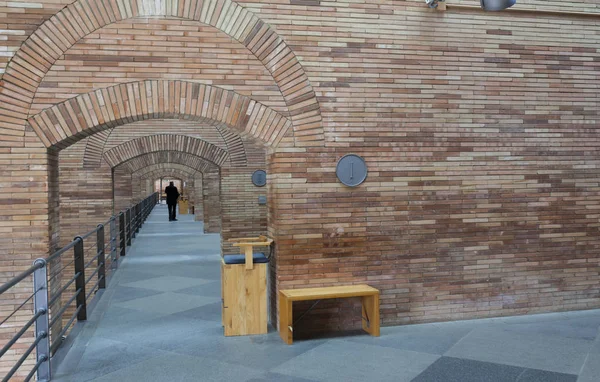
xmin=165 ymin=185 xmax=180 ymax=205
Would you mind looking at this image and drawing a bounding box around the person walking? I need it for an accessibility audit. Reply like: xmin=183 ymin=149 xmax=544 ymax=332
xmin=165 ymin=181 xmax=180 ymax=221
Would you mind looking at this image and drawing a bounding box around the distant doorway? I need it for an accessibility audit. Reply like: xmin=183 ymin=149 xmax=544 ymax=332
xmin=156 ymin=178 xmax=182 ymax=204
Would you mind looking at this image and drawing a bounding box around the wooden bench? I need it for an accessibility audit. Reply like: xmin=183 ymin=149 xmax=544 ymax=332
xmin=278 ymin=284 xmax=380 ymax=345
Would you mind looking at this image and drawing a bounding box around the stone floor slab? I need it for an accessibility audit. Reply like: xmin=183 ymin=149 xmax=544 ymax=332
xmin=445 ymin=327 xmax=592 ymax=374
xmin=578 ymin=353 xmax=600 ymax=382
xmin=411 ymin=357 xmax=525 ymax=382
xmin=342 ymin=323 xmax=472 ymax=355
xmin=272 ymin=340 xmax=439 ymax=382
xmin=121 ymin=275 xmax=213 ymax=292
xmin=53 ymin=337 xmax=165 ymax=382
xmin=516 ymin=369 xmax=577 ymax=382
xmin=89 ymin=353 xmax=264 ymax=382
xmin=113 ymin=291 xmax=219 ymax=315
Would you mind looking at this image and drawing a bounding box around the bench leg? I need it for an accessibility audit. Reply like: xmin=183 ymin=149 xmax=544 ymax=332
xmin=361 ymin=294 xmax=380 ymax=337
xmin=279 ymin=294 xmax=293 ymax=345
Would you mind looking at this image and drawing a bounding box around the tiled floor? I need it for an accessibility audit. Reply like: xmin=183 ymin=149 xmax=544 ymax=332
xmin=53 ymin=205 xmax=600 ymax=382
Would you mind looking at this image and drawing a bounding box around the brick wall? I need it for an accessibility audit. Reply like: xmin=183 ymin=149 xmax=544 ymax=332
xmin=194 ymin=176 xmax=204 ymax=221
xmin=203 ymin=171 xmax=223 ymax=235
xmin=3 ymin=1 xmax=600 ymax=376
xmin=113 ymin=167 xmax=133 ymax=214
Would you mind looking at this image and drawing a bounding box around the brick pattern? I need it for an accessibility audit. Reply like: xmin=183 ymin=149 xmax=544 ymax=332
xmin=59 ymin=144 xmax=114 ymax=247
xmin=27 ymin=80 xmax=294 ymax=150
xmin=132 ymin=167 xmax=198 ymax=212
xmin=103 ymin=134 xmax=230 ymax=168
xmin=82 ymin=130 xmax=111 ymax=169
xmin=3 ymin=2 xmax=600 ymax=375
xmin=113 ymin=166 xmax=133 ymax=213
xmin=0 ymin=0 xmax=324 ymax=147
xmin=118 ymin=151 xmax=218 ymax=174
xmin=203 ymin=170 xmax=222 ymax=234
xmin=31 ymin=18 xmax=288 ymax=117
xmin=136 ymin=171 xmax=196 ymax=209
xmin=193 ymin=175 xmax=204 ymax=221
xmin=84 ymin=121 xmax=248 ymax=168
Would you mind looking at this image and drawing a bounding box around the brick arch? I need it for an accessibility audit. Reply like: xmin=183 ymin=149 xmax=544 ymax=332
xmin=103 ymin=134 xmax=230 ymax=169
xmin=134 ymin=163 xmax=201 ymax=179
xmin=84 ymin=123 xmax=248 ymax=169
xmin=0 ymin=0 xmax=324 ymax=147
xmin=117 ymin=151 xmax=219 ymax=174
xmin=141 ymin=170 xmax=191 ymax=181
xmin=27 ymin=81 xmax=294 ymax=150
xmin=134 ymin=167 xmax=197 ymax=198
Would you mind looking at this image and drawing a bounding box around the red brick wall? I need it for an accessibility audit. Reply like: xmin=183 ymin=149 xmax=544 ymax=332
xmin=113 ymin=167 xmax=133 ymax=214
xmin=59 ymin=144 xmax=113 ymax=247
xmin=194 ymin=176 xmax=204 ymax=221
xmin=3 ymin=2 xmax=600 ymax=375
xmin=203 ymin=171 xmax=222 ymax=235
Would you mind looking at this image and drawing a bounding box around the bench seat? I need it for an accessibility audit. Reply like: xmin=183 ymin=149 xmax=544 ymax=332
xmin=278 ymin=284 xmax=380 ymax=345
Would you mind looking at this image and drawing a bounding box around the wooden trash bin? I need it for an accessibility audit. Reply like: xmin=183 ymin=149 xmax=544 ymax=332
xmin=221 ymin=236 xmax=273 ymax=336
xmin=178 ymin=198 xmax=189 ymax=214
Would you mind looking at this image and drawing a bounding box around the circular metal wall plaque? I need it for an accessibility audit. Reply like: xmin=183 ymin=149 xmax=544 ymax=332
xmin=252 ymin=170 xmax=267 ymax=187
xmin=336 ymin=154 xmax=367 ymax=187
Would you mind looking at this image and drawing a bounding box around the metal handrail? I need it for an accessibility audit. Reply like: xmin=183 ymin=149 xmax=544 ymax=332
xmin=0 ymin=192 xmax=158 ymax=381
xmin=0 ymin=262 xmax=43 ymax=295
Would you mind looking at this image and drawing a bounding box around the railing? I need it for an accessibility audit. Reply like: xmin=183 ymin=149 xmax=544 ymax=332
xmin=0 ymin=192 xmax=158 ymax=382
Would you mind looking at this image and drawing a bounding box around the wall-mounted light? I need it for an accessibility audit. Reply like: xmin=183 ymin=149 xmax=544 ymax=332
xmin=425 ymin=0 xmax=441 ymax=9
xmin=480 ymin=0 xmax=516 ymax=11
xmin=426 ymin=0 xmax=516 ymax=11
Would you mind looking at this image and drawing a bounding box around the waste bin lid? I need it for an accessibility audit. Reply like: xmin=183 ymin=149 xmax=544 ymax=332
xmin=223 ymin=253 xmax=268 ymax=265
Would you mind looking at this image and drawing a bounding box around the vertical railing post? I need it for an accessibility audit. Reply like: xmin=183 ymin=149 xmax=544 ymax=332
xmin=126 ymin=208 xmax=132 ymax=246
xmin=132 ymin=207 xmax=137 ymax=240
xmin=73 ymin=237 xmax=87 ymax=321
xmin=97 ymin=224 xmax=106 ymax=289
xmin=110 ymin=216 xmax=118 ymax=269
xmin=136 ymin=204 xmax=141 ymax=234
xmin=33 ymin=258 xmax=50 ymax=381
xmin=119 ymin=212 xmax=126 ymax=257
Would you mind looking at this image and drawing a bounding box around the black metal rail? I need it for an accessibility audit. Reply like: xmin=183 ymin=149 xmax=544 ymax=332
xmin=0 ymin=192 xmax=158 ymax=382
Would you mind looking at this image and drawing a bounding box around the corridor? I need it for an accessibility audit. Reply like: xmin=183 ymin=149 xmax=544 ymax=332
xmin=50 ymin=205 xmax=600 ymax=382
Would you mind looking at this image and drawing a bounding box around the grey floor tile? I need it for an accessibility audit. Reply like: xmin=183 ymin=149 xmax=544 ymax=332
xmin=499 ymin=311 xmax=571 ymax=325
xmin=578 ymin=353 xmax=600 ymax=382
xmin=272 ymin=340 xmax=439 ymax=382
xmin=96 ymin=314 xmax=219 ymax=352
xmin=177 ymin=301 xmax=222 ymax=322
xmin=590 ymin=338 xmax=600 ymax=354
xmin=499 ymin=318 xmax=599 ymax=341
xmin=445 ymin=327 xmax=592 ymax=374
xmin=342 ymin=323 xmax=472 ymax=355
xmin=516 ymin=369 xmax=577 ymax=382
xmin=247 ymin=372 xmax=318 ymax=382
xmin=411 ymin=356 xmax=524 ymax=382
xmin=113 ymin=291 xmax=220 ymax=315
xmin=122 ymin=275 xmax=213 ymax=292
xmin=175 ymin=280 xmax=221 ymax=296
xmin=90 ymin=353 xmax=263 ymax=382
xmin=95 ymin=305 xmax=169 ymax=328
xmin=53 ymin=337 xmax=165 ymax=382
xmin=115 ymin=270 xmax=160 ymax=284
xmin=171 ymin=329 xmax=323 ymax=371
xmin=109 ymin=285 xmax=163 ymax=303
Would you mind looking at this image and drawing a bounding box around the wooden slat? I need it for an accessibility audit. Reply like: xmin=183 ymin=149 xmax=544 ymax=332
xmin=280 ymin=285 xmax=379 ymax=301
